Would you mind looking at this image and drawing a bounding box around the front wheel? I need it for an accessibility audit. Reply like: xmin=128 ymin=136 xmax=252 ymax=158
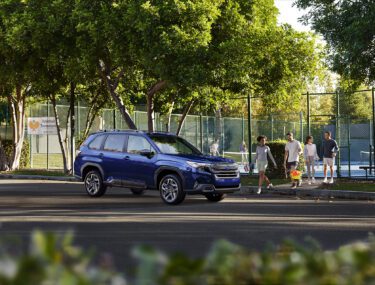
xmin=84 ymin=170 xmax=107 ymax=197
xmin=159 ymin=174 xmax=186 ymax=205
xmin=204 ymin=193 xmax=225 ymax=202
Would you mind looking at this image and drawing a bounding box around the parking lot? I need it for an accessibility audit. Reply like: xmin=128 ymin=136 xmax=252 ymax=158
xmin=0 ymin=179 xmax=374 ymax=272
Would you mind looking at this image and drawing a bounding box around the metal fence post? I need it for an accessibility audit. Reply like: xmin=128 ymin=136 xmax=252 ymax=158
xmin=347 ymin=116 xmax=351 ymax=178
xmin=29 ymin=106 xmax=32 ymax=168
xmin=307 ymin=91 xmax=311 ymax=135
xmin=242 ymin=113 xmax=245 ymax=143
xmin=199 ymin=102 xmax=203 ymax=152
xmin=372 ymin=87 xmax=375 ymax=170
xmin=113 ymin=109 xmax=116 ymax=130
xmin=300 ymin=111 xmax=303 ymax=142
xmin=336 ymin=90 xmax=341 ymax=177
xmin=247 ymin=94 xmax=252 ymax=172
xmin=46 ymin=100 xmax=49 ymax=170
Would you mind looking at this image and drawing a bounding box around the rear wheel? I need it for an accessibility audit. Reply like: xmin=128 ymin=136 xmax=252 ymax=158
xmin=204 ymin=193 xmax=225 ymax=202
xmin=130 ymin=189 xmax=145 ymax=196
xmin=84 ymin=170 xmax=107 ymax=197
xmin=159 ymin=174 xmax=186 ymax=205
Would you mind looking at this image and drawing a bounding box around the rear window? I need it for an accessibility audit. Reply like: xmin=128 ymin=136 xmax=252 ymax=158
xmin=103 ymin=134 xmax=126 ymax=152
xmin=88 ymin=135 xmax=106 ymax=150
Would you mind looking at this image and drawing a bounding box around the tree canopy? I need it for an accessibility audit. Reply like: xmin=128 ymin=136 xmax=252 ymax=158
xmin=295 ymin=0 xmax=375 ymax=85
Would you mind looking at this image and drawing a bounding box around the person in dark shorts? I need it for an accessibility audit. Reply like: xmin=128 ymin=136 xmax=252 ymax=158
xmin=255 ymin=135 xmax=277 ymax=194
xmin=284 ymin=132 xmax=302 ymax=189
xmin=322 ymin=131 xmax=339 ymax=184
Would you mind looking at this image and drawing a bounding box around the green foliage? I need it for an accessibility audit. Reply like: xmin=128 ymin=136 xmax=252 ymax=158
xmin=2 ymin=231 xmax=375 ymax=285
xmin=266 ymin=140 xmax=305 ymax=178
xmin=336 ymin=79 xmax=372 ymax=121
xmin=1 ymin=139 xmax=29 ymax=169
xmin=296 ymin=0 xmax=375 ymax=85
xmin=0 ymin=231 xmax=125 ymax=285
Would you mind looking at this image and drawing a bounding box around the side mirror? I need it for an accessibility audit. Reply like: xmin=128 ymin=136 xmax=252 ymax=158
xmin=140 ymin=150 xmax=154 ymax=158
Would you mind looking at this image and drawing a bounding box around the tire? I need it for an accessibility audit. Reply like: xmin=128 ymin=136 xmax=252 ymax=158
xmin=84 ymin=170 xmax=107 ymax=197
xmin=159 ymin=174 xmax=186 ymax=205
xmin=130 ymin=189 xmax=145 ymax=196
xmin=204 ymin=193 xmax=225 ymax=202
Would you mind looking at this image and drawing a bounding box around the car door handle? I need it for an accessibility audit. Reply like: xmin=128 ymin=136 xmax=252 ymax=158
xmin=98 ymin=153 xmax=104 ymax=157
xmin=123 ymin=156 xmax=130 ymax=160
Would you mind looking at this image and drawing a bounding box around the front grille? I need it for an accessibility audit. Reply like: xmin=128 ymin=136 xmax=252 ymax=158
xmin=211 ymin=163 xmax=239 ymax=179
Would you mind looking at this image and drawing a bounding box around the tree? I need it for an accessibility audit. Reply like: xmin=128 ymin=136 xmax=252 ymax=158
xmin=73 ymin=0 xmax=137 ymax=130
xmin=123 ymin=0 xmax=222 ymax=132
xmin=0 ymin=0 xmax=35 ymax=170
xmin=295 ymin=0 xmax=375 ymax=85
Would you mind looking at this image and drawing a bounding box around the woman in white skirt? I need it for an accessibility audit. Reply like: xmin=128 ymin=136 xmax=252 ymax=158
xmin=256 ymin=135 xmax=277 ymax=194
xmin=304 ymin=135 xmax=319 ymax=184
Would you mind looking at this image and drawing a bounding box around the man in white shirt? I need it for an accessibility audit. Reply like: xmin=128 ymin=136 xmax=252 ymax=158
xmin=284 ymin=132 xmax=303 ymax=189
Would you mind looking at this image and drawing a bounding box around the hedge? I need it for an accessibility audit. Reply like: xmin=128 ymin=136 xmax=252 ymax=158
xmin=1 ymin=231 xmax=375 ymax=285
xmin=265 ymin=140 xmax=305 ymax=178
xmin=0 ymin=139 xmax=30 ymax=169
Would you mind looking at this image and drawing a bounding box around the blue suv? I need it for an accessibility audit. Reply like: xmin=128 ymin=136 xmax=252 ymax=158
xmin=74 ymin=130 xmax=240 ymax=205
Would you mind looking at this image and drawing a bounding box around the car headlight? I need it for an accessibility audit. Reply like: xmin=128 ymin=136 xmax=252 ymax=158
xmin=186 ymin=161 xmax=211 ymax=170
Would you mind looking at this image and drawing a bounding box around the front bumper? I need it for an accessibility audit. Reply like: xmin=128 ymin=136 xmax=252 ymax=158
xmin=185 ymin=182 xmax=241 ymax=194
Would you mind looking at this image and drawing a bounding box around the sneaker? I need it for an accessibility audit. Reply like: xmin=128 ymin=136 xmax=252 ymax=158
xmin=267 ymin=183 xmax=274 ymax=190
xmin=323 ymin=177 xmax=328 ymax=184
xmin=257 ymin=187 xmax=262 ymax=194
xmin=308 ymin=180 xmax=311 ymax=185
xmin=291 ymin=183 xmax=297 ymax=190
xmin=329 ymin=178 xmax=334 ymax=184
xmin=298 ymin=180 xmax=302 ymax=187
xmin=312 ymin=177 xmax=316 ymax=184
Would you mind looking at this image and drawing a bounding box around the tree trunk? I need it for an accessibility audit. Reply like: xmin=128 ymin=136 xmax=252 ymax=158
xmin=98 ymin=62 xmax=137 ymax=130
xmin=166 ymin=101 xmax=174 ymax=132
xmin=176 ymin=100 xmax=194 ymax=136
xmin=214 ymin=106 xmax=222 ymax=142
xmin=64 ymin=106 xmax=71 ymax=172
xmin=146 ymin=80 xmax=167 ymax=132
xmin=50 ymin=95 xmax=69 ymax=174
xmin=8 ymin=85 xmax=26 ymax=170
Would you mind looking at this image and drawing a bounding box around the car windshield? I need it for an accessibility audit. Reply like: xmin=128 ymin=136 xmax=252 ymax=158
xmin=149 ymin=135 xmax=201 ymax=155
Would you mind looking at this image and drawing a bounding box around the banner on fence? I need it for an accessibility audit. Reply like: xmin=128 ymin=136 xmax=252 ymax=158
xmin=27 ymin=117 xmax=57 ymax=135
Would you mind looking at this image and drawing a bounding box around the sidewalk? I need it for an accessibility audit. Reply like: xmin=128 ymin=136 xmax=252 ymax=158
xmin=0 ymin=173 xmax=78 ymax=182
xmin=238 ymin=179 xmax=375 ymax=201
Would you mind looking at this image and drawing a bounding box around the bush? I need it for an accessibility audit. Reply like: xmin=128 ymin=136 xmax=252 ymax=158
xmin=1 ymin=232 xmax=375 ymax=285
xmin=1 ymin=139 xmax=30 ymax=169
xmin=266 ymin=140 xmax=305 ymax=178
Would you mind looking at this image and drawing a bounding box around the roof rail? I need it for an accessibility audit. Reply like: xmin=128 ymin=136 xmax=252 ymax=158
xmin=97 ymin=129 xmax=143 ymax=133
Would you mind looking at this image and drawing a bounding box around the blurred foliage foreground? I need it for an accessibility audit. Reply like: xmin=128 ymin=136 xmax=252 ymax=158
xmin=0 ymin=231 xmax=375 ymax=285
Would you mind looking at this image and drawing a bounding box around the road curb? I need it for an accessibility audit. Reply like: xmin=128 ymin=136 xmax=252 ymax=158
xmin=237 ymin=186 xmax=375 ymax=201
xmin=0 ymin=174 xmax=79 ymax=182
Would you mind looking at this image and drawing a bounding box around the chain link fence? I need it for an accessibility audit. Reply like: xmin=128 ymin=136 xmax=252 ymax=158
xmin=0 ymin=90 xmax=374 ymax=177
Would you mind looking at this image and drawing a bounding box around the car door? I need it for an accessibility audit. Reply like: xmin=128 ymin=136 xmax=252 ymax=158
xmin=101 ymin=134 xmax=127 ymax=185
xmin=123 ymin=135 xmax=158 ymax=188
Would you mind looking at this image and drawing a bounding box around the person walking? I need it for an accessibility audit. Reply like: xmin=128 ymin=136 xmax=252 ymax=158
xmin=322 ymin=131 xmax=339 ymax=184
xmin=304 ymin=135 xmax=319 ymax=185
xmin=210 ymin=140 xmax=220 ymax=156
xmin=255 ymin=135 xmax=277 ymax=194
xmin=284 ymin=132 xmax=303 ymax=189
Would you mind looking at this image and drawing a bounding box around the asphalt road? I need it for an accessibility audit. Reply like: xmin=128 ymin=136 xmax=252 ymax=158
xmin=0 ymin=179 xmax=374 ymax=273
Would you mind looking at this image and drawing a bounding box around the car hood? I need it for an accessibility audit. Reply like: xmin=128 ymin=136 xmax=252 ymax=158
xmin=162 ymin=153 xmax=234 ymax=164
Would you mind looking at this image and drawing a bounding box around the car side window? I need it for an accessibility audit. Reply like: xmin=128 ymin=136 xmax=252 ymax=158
xmin=127 ymin=135 xmax=154 ymax=154
xmin=88 ymin=135 xmax=106 ymax=150
xmin=103 ymin=135 xmax=126 ymax=152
